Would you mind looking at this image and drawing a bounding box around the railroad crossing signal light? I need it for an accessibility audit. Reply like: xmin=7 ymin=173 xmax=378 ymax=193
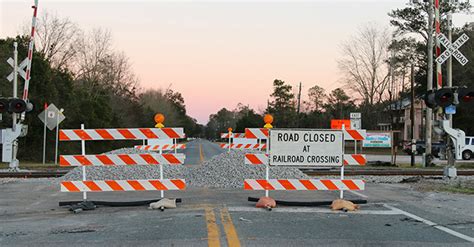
xmin=9 ymin=98 xmax=27 ymax=113
xmin=0 ymin=99 xmax=8 ymax=113
xmin=424 ymin=87 xmax=474 ymax=109
xmin=458 ymin=87 xmax=474 ymax=105
xmin=0 ymin=98 xmax=30 ymax=114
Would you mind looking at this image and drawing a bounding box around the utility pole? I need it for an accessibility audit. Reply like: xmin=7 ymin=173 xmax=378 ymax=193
xmin=424 ymin=0 xmax=434 ymax=167
xmin=410 ymin=64 xmax=416 ymax=167
xmin=296 ymin=82 xmax=302 ymax=127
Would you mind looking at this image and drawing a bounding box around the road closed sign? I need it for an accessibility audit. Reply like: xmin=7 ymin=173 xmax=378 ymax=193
xmin=269 ymin=129 xmax=343 ymax=167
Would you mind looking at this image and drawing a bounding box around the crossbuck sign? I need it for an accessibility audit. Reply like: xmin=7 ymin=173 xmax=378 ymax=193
xmin=436 ymin=33 xmax=469 ymax=66
xmin=269 ymin=129 xmax=343 ymax=167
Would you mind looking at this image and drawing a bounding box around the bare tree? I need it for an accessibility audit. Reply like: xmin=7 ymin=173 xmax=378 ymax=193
xmin=73 ymin=28 xmax=113 ymax=84
xmin=338 ymin=23 xmax=391 ymax=105
xmin=34 ymin=11 xmax=80 ymax=69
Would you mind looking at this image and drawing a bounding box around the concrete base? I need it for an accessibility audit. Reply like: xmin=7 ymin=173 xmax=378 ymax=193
xmin=443 ymin=166 xmax=457 ymax=178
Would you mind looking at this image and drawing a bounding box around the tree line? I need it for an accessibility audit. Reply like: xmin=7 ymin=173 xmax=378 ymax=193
xmin=204 ymin=2 xmax=474 ymax=139
xmin=0 ymin=13 xmax=202 ymax=161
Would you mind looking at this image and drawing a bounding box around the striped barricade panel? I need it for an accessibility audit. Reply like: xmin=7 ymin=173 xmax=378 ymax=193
xmin=59 ymin=154 xmax=185 ymax=166
xmin=61 ymin=179 xmax=186 ymax=192
xmin=244 ymin=153 xmax=269 ymax=165
xmin=220 ymin=144 xmax=266 ymax=149
xmin=244 ymin=179 xmax=365 ymax=191
xmin=220 ymin=133 xmax=246 ymax=138
xmin=59 ymin=128 xmax=185 ymax=141
xmin=245 ymin=128 xmax=269 ymax=140
xmin=343 ymin=154 xmax=366 ymax=166
xmin=343 ymin=129 xmax=366 ymax=141
xmin=134 ymin=144 xmax=186 ymax=151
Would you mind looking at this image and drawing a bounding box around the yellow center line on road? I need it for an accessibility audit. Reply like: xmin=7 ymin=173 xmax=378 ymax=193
xmin=205 ymin=207 xmax=221 ymax=247
xmin=220 ymin=208 xmax=241 ymax=247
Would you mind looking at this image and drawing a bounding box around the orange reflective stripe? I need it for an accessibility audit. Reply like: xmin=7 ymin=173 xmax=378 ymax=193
xmin=75 ymin=155 xmax=92 ymax=166
xmin=128 ymin=180 xmax=145 ymax=190
xmin=320 ymin=180 xmax=339 ymax=190
xmin=162 ymin=128 xmax=181 ymax=138
xmin=278 ymin=180 xmax=296 ymax=190
xmin=257 ymin=180 xmax=275 ymax=190
xmin=140 ymin=154 xmax=159 ymax=164
xmin=118 ymin=154 xmax=136 ymax=165
xmin=171 ymin=179 xmax=186 ymax=190
xmin=105 ymin=180 xmax=124 ymax=191
xmin=74 ymin=130 xmax=92 ymax=140
xmin=118 ymin=129 xmax=136 ymax=139
xmin=59 ymin=156 xmax=70 ymax=166
xmin=61 ymin=181 xmax=79 ymax=192
xmin=96 ymin=155 xmax=115 ymax=166
xmin=59 ymin=130 xmax=70 ymax=141
xmin=342 ymin=180 xmax=360 ymax=190
xmin=139 ymin=128 xmax=158 ymax=139
xmin=162 ymin=154 xmax=181 ymax=164
xmin=84 ymin=181 xmax=101 ymax=191
xmin=300 ymin=180 xmax=318 ymax=190
xmin=354 ymin=155 xmax=366 ymax=165
xmin=96 ymin=129 xmax=114 ymax=139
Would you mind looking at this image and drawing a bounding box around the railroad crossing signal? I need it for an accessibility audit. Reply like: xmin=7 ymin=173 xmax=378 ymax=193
xmin=6 ymin=57 xmax=28 ymax=82
xmin=424 ymin=87 xmax=474 ymax=109
xmin=436 ymin=33 xmax=469 ymax=66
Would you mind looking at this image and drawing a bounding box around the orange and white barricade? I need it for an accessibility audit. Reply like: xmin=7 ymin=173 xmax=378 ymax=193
xmin=243 ymin=126 xmax=366 ymax=202
xmin=220 ymin=143 xmax=266 ymax=150
xmin=134 ymin=144 xmax=186 ymax=151
xmin=59 ymin=125 xmax=186 ymax=203
xmin=220 ymin=133 xmax=245 ymax=139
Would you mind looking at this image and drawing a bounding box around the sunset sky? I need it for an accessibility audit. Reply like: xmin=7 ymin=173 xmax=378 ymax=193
xmin=1 ymin=0 xmax=472 ymax=123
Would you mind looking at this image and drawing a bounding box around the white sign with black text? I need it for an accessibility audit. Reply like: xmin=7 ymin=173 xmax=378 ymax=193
xmin=269 ymin=129 xmax=343 ymax=167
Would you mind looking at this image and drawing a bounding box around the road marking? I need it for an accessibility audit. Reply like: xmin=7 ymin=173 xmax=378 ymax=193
xmin=348 ymin=190 xmax=368 ymax=198
xmin=220 ymin=208 xmax=241 ymax=247
xmin=204 ymin=207 xmax=221 ymax=247
xmin=384 ymin=204 xmax=474 ymax=243
xmin=199 ymin=143 xmax=205 ymax=164
xmin=227 ymin=206 xmax=399 ymax=215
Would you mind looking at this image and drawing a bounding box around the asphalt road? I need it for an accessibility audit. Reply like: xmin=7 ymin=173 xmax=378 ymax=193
xmin=1 ymin=141 xmax=473 ymax=246
xmin=183 ymin=139 xmax=225 ymax=165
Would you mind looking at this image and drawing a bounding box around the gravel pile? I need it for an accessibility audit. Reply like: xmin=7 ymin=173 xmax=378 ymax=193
xmin=188 ymin=150 xmax=309 ymax=188
xmin=62 ymin=149 xmax=309 ymax=189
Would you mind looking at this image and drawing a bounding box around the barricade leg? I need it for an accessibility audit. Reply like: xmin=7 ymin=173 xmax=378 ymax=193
xmin=81 ymin=124 xmax=87 ymax=201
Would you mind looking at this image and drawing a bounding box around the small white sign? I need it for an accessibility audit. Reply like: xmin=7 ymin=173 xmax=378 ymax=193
xmin=269 ymin=129 xmax=343 ymax=167
xmin=350 ymin=112 xmax=361 ymax=119
xmin=351 ymin=119 xmax=361 ymax=130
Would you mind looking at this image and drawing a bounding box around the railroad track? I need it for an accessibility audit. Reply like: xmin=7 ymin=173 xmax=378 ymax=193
xmin=1 ymin=169 xmax=474 ymax=178
xmin=0 ymin=170 xmax=69 ymax=178
xmin=302 ymin=169 xmax=474 ymax=176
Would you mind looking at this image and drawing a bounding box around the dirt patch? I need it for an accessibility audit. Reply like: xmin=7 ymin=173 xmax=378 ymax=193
xmin=410 ymin=177 xmax=474 ymax=195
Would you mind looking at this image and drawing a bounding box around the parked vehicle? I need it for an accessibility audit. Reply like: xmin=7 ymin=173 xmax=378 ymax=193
xmin=462 ymin=136 xmax=474 ymax=160
xmin=403 ymin=140 xmax=445 ymax=158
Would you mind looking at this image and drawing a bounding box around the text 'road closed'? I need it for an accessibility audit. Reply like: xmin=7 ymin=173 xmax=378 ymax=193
xmin=269 ymin=129 xmax=343 ymax=167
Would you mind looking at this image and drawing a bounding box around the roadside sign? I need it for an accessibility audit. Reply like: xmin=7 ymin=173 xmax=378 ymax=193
xmin=445 ymin=105 xmax=456 ymax=115
xmin=363 ymin=132 xmax=391 ymax=148
xmin=38 ymin=103 xmax=65 ymax=130
xmin=436 ymin=33 xmax=469 ymax=66
xmin=269 ymin=129 xmax=343 ymax=167
xmin=350 ymin=112 xmax=361 ymax=119
xmin=6 ymin=57 xmax=28 ymax=82
xmin=331 ymin=119 xmax=351 ymax=130
xmin=350 ymin=112 xmax=361 ymax=130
